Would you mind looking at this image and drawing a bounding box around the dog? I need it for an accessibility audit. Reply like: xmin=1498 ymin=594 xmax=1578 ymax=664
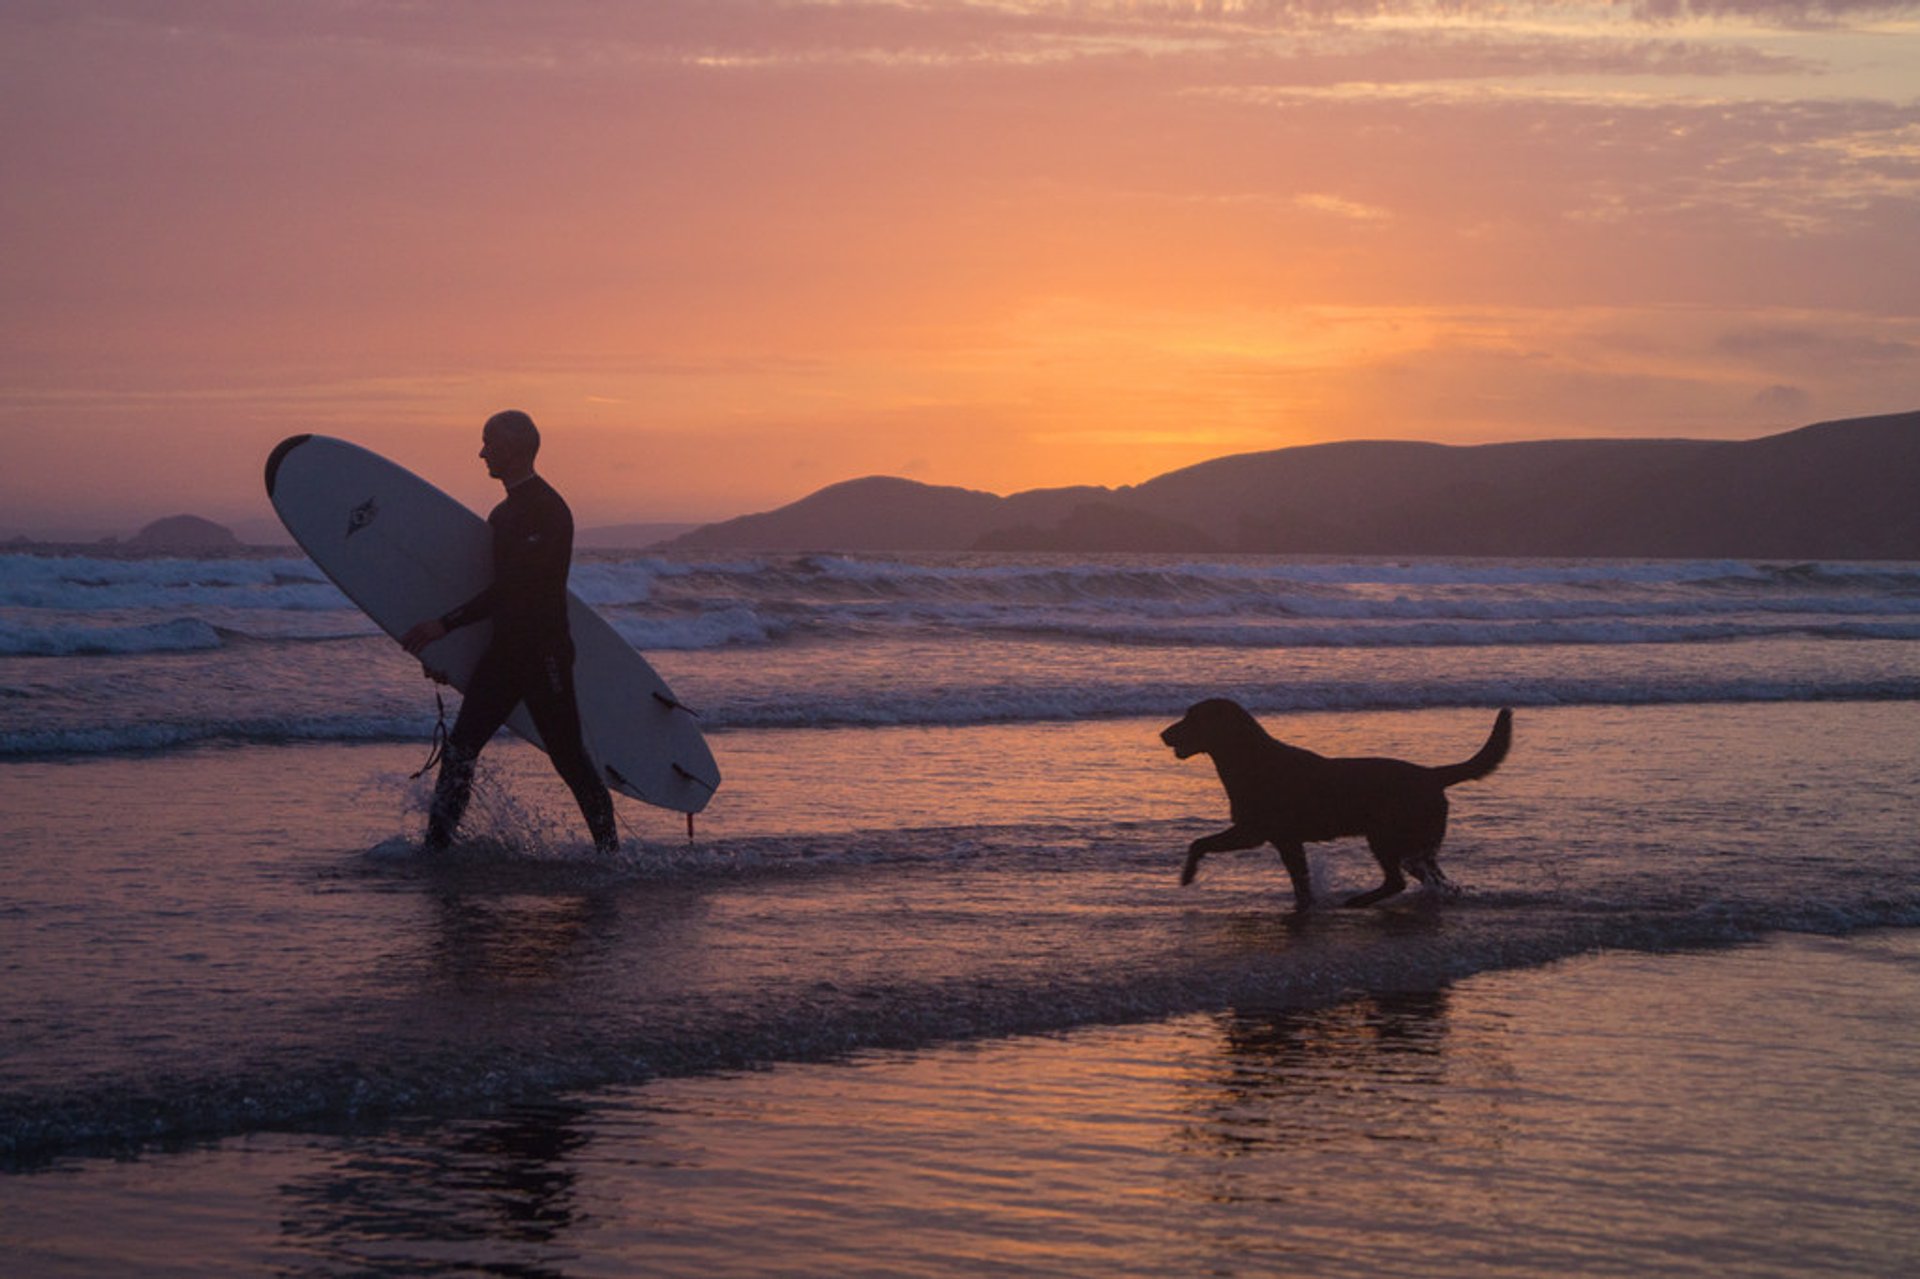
xmin=1161 ymin=700 xmax=1512 ymax=909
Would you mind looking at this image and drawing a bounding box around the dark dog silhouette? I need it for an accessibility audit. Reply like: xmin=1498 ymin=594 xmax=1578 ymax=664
xmin=1162 ymin=701 xmax=1512 ymax=908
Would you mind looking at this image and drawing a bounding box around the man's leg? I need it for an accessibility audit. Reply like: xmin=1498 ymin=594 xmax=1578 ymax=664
xmin=425 ymin=651 xmax=520 ymax=850
xmin=523 ymin=646 xmax=619 ymax=854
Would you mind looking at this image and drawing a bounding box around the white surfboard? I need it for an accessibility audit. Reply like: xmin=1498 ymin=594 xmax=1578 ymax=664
xmin=265 ymin=434 xmax=720 ymax=815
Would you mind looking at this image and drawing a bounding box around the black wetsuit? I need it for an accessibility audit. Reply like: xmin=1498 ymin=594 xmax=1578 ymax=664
xmin=426 ymin=475 xmax=617 ymax=852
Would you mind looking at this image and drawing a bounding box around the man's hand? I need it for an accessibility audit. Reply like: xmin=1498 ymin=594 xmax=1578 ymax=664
xmin=401 ymin=618 xmax=448 ymax=656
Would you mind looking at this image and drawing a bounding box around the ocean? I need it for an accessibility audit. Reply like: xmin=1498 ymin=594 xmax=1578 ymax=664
xmin=2 ymin=548 xmax=1917 ymax=1275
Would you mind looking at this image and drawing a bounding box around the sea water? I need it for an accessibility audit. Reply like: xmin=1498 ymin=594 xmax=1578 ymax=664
xmin=1 ymin=548 xmax=1917 ymax=1274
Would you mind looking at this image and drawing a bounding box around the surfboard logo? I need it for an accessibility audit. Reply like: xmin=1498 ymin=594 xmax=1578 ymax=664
xmin=345 ymin=497 xmax=378 ymax=539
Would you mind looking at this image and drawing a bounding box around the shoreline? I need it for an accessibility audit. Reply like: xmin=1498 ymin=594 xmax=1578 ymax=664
xmin=6 ymin=703 xmax=1919 ymax=1167
xmin=6 ymin=930 xmax=1916 ymax=1277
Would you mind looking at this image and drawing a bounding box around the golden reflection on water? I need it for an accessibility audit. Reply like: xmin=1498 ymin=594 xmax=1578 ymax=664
xmin=423 ymin=892 xmax=618 ymax=992
xmin=11 ymin=936 xmax=1916 ymax=1276
xmin=241 ymin=936 xmax=1917 ymax=1278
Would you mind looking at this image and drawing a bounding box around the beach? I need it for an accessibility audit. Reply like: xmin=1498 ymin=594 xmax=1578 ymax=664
xmin=6 ymin=911 xmax=1917 ymax=1276
xmin=3 ymin=550 xmax=1918 ymax=1274
xmin=11 ymin=0 xmax=1920 ymax=1267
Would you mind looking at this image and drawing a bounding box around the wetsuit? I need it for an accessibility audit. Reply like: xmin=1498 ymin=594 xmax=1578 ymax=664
xmin=425 ymin=474 xmax=617 ymax=852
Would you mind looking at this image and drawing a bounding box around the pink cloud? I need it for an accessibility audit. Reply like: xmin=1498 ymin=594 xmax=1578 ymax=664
xmin=3 ymin=0 xmax=1917 ymax=528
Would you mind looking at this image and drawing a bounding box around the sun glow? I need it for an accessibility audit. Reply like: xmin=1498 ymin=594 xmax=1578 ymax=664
xmin=2 ymin=2 xmax=1916 ymax=534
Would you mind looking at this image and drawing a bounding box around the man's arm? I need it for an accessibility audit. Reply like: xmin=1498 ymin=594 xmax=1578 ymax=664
xmin=401 ymin=616 xmax=449 ymax=655
xmin=401 ymin=582 xmax=497 ymax=652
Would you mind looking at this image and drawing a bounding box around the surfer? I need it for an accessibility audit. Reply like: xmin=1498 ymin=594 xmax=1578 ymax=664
xmin=400 ymin=411 xmax=620 ymax=854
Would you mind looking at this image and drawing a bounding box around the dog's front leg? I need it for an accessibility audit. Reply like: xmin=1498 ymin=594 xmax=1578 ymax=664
xmin=1275 ymin=842 xmax=1313 ymax=910
xmin=1181 ymin=824 xmax=1264 ymax=885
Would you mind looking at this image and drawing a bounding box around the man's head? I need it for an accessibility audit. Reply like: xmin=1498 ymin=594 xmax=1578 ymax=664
xmin=480 ymin=410 xmax=540 ymax=482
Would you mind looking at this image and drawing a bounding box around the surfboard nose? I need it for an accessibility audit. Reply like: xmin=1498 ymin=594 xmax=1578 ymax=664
xmin=264 ymin=435 xmax=314 ymax=498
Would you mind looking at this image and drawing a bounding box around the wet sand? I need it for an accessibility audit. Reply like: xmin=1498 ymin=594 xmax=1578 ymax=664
xmin=4 ymin=698 xmax=1917 ymax=1276
xmin=7 ymin=930 xmax=1917 ymax=1278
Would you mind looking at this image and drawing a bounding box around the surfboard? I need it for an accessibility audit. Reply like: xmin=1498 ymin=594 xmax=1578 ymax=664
xmin=264 ymin=434 xmax=720 ymax=815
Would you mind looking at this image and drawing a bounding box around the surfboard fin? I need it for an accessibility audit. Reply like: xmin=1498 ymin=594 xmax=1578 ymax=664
xmin=672 ymin=762 xmax=718 ymax=793
xmin=653 ymin=691 xmax=701 ymax=717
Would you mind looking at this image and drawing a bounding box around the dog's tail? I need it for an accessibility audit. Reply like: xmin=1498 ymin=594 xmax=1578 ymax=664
xmin=1429 ymin=708 xmax=1512 ymax=788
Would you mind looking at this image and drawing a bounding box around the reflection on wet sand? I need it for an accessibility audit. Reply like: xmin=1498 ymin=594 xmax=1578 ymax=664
xmin=275 ymin=1101 xmax=598 ymax=1278
xmin=425 ymin=891 xmax=621 ymax=993
xmin=1170 ymin=991 xmax=1467 ymax=1221
xmin=13 ymin=938 xmax=1913 ymax=1276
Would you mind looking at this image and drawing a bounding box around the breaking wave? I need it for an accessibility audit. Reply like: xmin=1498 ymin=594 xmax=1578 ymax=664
xmin=0 ymin=617 xmax=227 ymax=657
xmin=10 ymin=551 xmax=1920 ymax=655
xmin=8 ymin=669 xmax=1919 ymax=758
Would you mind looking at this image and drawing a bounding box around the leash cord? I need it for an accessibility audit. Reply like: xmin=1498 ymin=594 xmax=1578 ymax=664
xmin=410 ymin=690 xmax=449 ymax=780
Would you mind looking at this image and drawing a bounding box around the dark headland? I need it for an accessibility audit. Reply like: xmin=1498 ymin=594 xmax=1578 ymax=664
xmin=665 ymin=411 xmax=1920 ymax=559
xmin=128 ymin=514 xmax=243 ymax=553
xmin=6 ymin=515 xmax=249 ymax=556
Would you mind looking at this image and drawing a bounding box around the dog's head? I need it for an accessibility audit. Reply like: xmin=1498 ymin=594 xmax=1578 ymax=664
xmin=1161 ymin=698 xmax=1262 ymax=759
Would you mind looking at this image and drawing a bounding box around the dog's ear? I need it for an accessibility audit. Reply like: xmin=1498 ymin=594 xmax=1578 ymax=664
xmin=1197 ymin=698 xmax=1250 ymax=727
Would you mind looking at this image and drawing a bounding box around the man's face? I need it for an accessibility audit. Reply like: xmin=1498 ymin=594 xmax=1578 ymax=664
xmin=479 ymin=425 xmax=521 ymax=479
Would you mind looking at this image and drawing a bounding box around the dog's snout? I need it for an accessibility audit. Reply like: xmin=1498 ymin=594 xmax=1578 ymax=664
xmin=1161 ymin=717 xmax=1197 ymax=757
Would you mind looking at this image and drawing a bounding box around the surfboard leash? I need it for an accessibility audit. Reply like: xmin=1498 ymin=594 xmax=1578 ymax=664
xmin=410 ymin=689 xmax=450 ymax=781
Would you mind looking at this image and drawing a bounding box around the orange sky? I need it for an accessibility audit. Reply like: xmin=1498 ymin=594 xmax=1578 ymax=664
xmin=3 ymin=2 xmax=1918 ymax=534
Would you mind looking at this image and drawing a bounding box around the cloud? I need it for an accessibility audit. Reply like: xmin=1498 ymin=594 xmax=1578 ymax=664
xmin=19 ymin=0 xmax=1914 ymax=80
xmin=1625 ymin=0 xmax=1920 ymax=25
xmin=7 ymin=0 xmax=1920 ymax=526
xmin=1294 ymin=192 xmax=1394 ymax=221
xmin=1716 ymin=327 xmax=1919 ymax=368
xmin=1751 ymin=383 xmax=1812 ymax=414
xmin=1195 ymin=80 xmax=1920 ymax=242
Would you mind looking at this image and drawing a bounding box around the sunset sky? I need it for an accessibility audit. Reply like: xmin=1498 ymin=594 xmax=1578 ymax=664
xmin=4 ymin=1 xmax=1918 ymax=535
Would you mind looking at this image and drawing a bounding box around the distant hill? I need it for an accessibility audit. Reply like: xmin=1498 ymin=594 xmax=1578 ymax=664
xmin=664 ymin=411 xmax=1920 ymax=559
xmin=974 ymin=501 xmax=1220 ymax=553
xmin=670 ymin=476 xmax=1112 ymax=552
xmin=128 ymin=514 xmax=241 ymax=552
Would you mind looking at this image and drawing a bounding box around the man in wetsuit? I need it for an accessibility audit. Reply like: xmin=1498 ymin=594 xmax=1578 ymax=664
xmin=400 ymin=411 xmax=619 ymax=854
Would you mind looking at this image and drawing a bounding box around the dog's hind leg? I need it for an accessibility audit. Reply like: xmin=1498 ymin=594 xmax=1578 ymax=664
xmin=1344 ymin=863 xmax=1408 ymax=908
xmin=1274 ymin=841 xmax=1314 ymax=910
xmin=1350 ymin=802 xmax=1448 ymax=907
xmin=1405 ymin=853 xmax=1459 ymax=897
xmin=1347 ymin=830 xmax=1419 ymax=907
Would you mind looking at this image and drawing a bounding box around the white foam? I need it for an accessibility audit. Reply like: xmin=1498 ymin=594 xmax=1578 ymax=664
xmin=0 ymin=553 xmax=342 ymax=611
xmin=0 ymin=617 xmax=225 ymax=656
xmin=10 ymin=550 xmax=1920 ymax=656
xmin=0 ymin=714 xmax=433 ymax=757
xmin=960 ymin=614 xmax=1920 ymax=649
xmin=607 ymin=605 xmax=778 ymax=650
